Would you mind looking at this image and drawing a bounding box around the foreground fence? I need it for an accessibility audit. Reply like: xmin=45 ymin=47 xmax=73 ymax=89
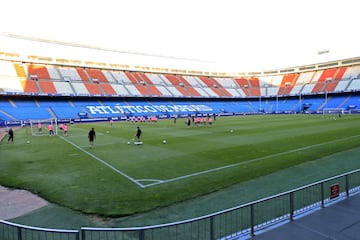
xmin=1 ymin=169 xmax=360 ymax=240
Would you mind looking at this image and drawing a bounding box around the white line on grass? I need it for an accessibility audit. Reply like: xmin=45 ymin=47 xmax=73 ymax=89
xmin=57 ymin=135 xmax=145 ymax=188
xmin=141 ymin=134 xmax=360 ymax=188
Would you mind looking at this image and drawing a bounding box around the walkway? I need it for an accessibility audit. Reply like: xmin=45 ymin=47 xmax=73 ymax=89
xmin=252 ymin=193 xmax=360 ymax=240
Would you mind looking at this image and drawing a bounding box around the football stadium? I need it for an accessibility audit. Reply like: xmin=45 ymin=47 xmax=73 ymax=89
xmin=1 ymin=1 xmax=360 ymax=239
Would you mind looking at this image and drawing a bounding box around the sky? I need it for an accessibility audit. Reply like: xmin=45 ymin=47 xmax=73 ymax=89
xmin=1 ymin=0 xmax=360 ymax=72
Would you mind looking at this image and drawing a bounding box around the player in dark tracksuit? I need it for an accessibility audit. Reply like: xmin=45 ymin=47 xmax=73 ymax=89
xmin=7 ymin=128 xmax=14 ymax=143
xmin=135 ymin=126 xmax=142 ymax=141
xmin=88 ymin=128 xmax=96 ymax=148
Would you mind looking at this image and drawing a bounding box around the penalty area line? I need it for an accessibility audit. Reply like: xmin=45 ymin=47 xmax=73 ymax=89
xmin=57 ymin=135 xmax=145 ymax=188
xmin=142 ymin=134 xmax=360 ymax=188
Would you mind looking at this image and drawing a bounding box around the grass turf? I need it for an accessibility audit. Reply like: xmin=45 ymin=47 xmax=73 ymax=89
xmin=1 ymin=114 xmax=360 ymax=219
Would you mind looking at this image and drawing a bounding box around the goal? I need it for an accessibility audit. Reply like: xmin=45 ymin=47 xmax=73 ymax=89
xmin=29 ymin=118 xmax=58 ymax=136
xmin=322 ymin=108 xmax=345 ymax=116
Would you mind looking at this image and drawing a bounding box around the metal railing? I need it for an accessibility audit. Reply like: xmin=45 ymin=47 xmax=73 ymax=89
xmin=1 ymin=169 xmax=359 ymax=240
xmin=0 ymin=221 xmax=79 ymax=240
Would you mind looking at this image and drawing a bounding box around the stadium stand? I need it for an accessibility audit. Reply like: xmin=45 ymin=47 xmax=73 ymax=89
xmin=1 ymin=54 xmax=360 ymax=125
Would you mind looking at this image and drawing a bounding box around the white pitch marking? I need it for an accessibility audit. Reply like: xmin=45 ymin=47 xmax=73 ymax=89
xmin=141 ymin=134 xmax=360 ymax=187
xmin=58 ymin=135 xmax=145 ymax=188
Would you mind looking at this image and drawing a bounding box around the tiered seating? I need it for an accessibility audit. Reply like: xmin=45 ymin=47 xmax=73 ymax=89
xmin=145 ymin=73 xmax=173 ymax=96
xmin=326 ymin=96 xmax=347 ymax=108
xmin=306 ymin=97 xmax=326 ymax=112
xmin=84 ymin=82 xmax=103 ymax=95
xmin=311 ymin=68 xmax=337 ymax=93
xmin=2 ymin=59 xmax=360 ymax=101
xmin=182 ymin=76 xmax=212 ymax=97
xmin=124 ymin=71 xmax=153 ymax=96
xmin=0 ymin=61 xmax=23 ymax=92
xmin=53 ymin=82 xmax=74 ymax=95
xmin=345 ymin=95 xmax=360 ymax=108
xmin=86 ymin=68 xmax=107 ymax=82
xmin=197 ymin=76 xmax=232 ymax=97
xmin=278 ymin=74 xmax=299 ymax=95
xmin=235 ymin=77 xmax=260 ymax=97
xmin=85 ymin=69 xmax=118 ymax=94
xmin=13 ymin=62 xmax=27 ymax=82
xmin=111 ymin=71 xmax=132 ymax=83
xmin=72 ymin=82 xmax=90 ymax=95
xmin=341 ymin=65 xmax=360 ymax=80
xmin=234 ymin=77 xmax=251 ymax=96
xmin=39 ymin=81 xmax=57 ymax=94
xmin=125 ymin=71 xmax=141 ymax=84
xmin=110 ymin=84 xmax=131 ymax=96
xmin=27 ymin=63 xmax=58 ymax=94
xmin=102 ymin=71 xmax=131 ymax=96
xmin=137 ymin=72 xmax=153 ymax=85
xmin=215 ymin=77 xmax=244 ymax=97
xmin=3 ymin=99 xmax=52 ymax=120
xmin=0 ymin=111 xmax=14 ymax=121
xmin=21 ymin=79 xmax=39 ymax=93
xmin=347 ymin=79 xmax=360 ymax=91
xmin=290 ymin=71 xmax=315 ymax=95
xmin=76 ymin=68 xmax=90 ymax=81
xmin=100 ymin=83 xmax=117 ymax=95
xmin=28 ymin=63 xmax=51 ymax=79
xmin=102 ymin=70 xmax=117 ymax=83
xmin=180 ymin=76 xmax=205 ymax=97
xmin=38 ymin=99 xmax=80 ymax=119
xmin=301 ymin=83 xmax=315 ymax=95
xmin=321 ymin=67 xmax=345 ymax=92
xmin=59 ymin=68 xmax=89 ymax=95
xmin=58 ymin=66 xmax=81 ymax=81
xmin=145 ymin=73 xmax=165 ymax=85
xmin=247 ymin=77 xmax=261 ymax=96
xmin=337 ymin=66 xmax=360 ymax=92
xmin=46 ymin=66 xmax=62 ymax=80
xmin=123 ymin=84 xmax=142 ymax=96
xmin=164 ymin=74 xmax=194 ymax=97
xmin=137 ymin=72 xmax=163 ymax=96
xmin=258 ymin=76 xmax=278 ymax=96
xmin=150 ymin=74 xmax=181 ymax=97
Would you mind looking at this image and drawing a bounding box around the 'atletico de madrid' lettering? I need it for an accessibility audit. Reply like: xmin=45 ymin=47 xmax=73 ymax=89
xmin=86 ymin=104 xmax=213 ymax=115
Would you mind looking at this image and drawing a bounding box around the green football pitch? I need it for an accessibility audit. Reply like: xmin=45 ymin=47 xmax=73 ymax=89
xmin=1 ymin=114 xmax=360 ymax=222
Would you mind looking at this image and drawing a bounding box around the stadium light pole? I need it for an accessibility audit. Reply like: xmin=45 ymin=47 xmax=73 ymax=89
xmin=259 ymin=94 xmax=262 ymax=113
xmin=259 ymin=85 xmax=265 ymax=113
xmin=299 ymin=82 xmax=308 ymax=113
xmin=325 ymin=91 xmax=328 ymax=111
xmin=324 ymin=79 xmax=331 ymax=112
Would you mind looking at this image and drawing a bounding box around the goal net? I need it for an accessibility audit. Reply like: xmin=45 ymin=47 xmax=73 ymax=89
xmin=322 ymin=108 xmax=345 ymax=116
xmin=29 ymin=118 xmax=58 ymax=136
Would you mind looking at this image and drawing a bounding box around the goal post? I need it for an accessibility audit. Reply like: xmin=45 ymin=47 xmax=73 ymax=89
xmin=29 ymin=118 xmax=58 ymax=136
xmin=322 ymin=108 xmax=345 ymax=115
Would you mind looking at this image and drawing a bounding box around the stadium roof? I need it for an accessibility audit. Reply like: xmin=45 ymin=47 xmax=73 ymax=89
xmin=1 ymin=0 xmax=360 ymax=72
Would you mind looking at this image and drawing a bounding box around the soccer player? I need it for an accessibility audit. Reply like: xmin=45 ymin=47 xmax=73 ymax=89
xmin=63 ymin=124 xmax=68 ymax=136
xmin=186 ymin=117 xmax=191 ymax=128
xmin=88 ymin=128 xmax=96 ymax=148
xmin=135 ymin=126 xmax=142 ymax=141
xmin=7 ymin=127 xmax=14 ymax=143
xmin=48 ymin=124 xmax=54 ymax=136
xmin=37 ymin=122 xmax=42 ymax=133
xmin=208 ymin=116 xmax=213 ymax=127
